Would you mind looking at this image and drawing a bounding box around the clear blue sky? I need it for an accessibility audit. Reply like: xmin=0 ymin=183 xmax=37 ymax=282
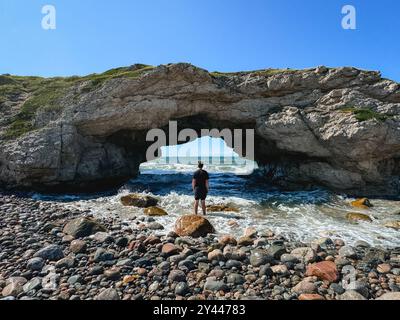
xmin=1 ymin=0 xmax=399 ymax=81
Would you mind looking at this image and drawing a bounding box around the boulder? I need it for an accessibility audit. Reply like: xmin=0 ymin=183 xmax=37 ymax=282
xmin=120 ymin=194 xmax=158 ymax=207
xmin=144 ymin=206 xmax=168 ymax=216
xmin=305 ymin=261 xmax=339 ymax=283
xmin=174 ymin=215 xmax=215 ymax=238
xmin=350 ymin=198 xmax=373 ymax=209
xmin=63 ymin=217 xmax=106 ymax=238
xmin=346 ymin=212 xmax=372 ymax=222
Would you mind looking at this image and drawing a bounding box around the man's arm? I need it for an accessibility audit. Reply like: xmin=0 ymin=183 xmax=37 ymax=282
xmin=205 ymin=180 xmax=209 ymax=193
xmin=192 ymin=179 xmax=196 ymax=191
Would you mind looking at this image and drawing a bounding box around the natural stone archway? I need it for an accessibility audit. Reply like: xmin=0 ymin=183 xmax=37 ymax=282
xmin=0 ymin=63 xmax=399 ymax=196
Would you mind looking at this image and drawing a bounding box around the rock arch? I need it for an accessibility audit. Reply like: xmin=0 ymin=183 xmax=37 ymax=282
xmin=1 ymin=63 xmax=399 ymax=196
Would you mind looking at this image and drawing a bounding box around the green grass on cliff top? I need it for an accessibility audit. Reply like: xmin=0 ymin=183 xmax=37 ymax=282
xmin=341 ymin=106 xmax=389 ymax=122
xmin=1 ymin=64 xmax=155 ymax=139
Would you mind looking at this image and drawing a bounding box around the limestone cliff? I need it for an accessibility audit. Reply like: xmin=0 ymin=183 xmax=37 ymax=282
xmin=0 ymin=63 xmax=399 ymax=195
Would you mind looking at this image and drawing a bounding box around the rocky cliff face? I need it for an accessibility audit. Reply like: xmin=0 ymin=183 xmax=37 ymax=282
xmin=0 ymin=63 xmax=399 ymax=195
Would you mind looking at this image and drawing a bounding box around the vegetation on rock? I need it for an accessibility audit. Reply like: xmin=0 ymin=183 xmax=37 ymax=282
xmin=341 ymin=106 xmax=389 ymax=122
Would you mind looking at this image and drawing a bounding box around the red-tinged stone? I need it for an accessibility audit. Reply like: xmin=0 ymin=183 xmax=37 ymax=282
xmin=299 ymin=294 xmax=325 ymax=301
xmin=306 ymin=261 xmax=339 ymax=283
xmin=219 ymin=235 xmax=237 ymax=246
xmin=161 ymin=243 xmax=180 ymax=256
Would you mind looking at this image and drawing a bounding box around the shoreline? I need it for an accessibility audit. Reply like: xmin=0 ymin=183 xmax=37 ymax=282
xmin=0 ymin=193 xmax=399 ymax=301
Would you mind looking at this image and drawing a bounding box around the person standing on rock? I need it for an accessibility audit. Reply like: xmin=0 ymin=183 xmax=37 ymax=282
xmin=192 ymin=161 xmax=209 ymax=215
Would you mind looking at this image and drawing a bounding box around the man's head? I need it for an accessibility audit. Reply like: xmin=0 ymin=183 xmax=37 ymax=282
xmin=198 ymin=161 xmax=204 ymax=169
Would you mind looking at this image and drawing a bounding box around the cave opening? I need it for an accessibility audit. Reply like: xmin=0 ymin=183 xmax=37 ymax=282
xmin=139 ymin=136 xmax=258 ymax=175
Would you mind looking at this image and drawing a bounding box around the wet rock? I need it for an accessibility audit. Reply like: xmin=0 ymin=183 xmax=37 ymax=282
xmin=243 ymin=227 xmax=257 ymax=238
xmin=120 ymin=194 xmax=158 ymax=208
xmin=267 ymin=243 xmax=287 ymax=259
xmin=384 ymin=221 xmax=400 ymax=230
xmin=250 ymin=250 xmax=272 ymax=267
xmin=346 ymin=212 xmax=372 ymax=222
xmin=144 ymin=206 xmax=168 ymax=216
xmin=354 ymin=240 xmax=370 ymax=248
xmin=63 ymin=217 xmax=106 ymax=238
xmin=34 ymin=245 xmax=64 ymax=261
xmin=351 ymin=198 xmax=373 ymax=209
xmin=306 ymin=261 xmax=338 ymax=283
xmin=174 ymin=215 xmax=215 ymax=238
xmin=206 ymin=205 xmax=239 ymax=213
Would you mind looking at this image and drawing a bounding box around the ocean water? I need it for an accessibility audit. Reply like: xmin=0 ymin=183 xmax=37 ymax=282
xmin=32 ymin=158 xmax=400 ymax=248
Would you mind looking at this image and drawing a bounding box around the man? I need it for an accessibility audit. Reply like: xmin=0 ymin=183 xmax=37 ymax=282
xmin=192 ymin=161 xmax=209 ymax=215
